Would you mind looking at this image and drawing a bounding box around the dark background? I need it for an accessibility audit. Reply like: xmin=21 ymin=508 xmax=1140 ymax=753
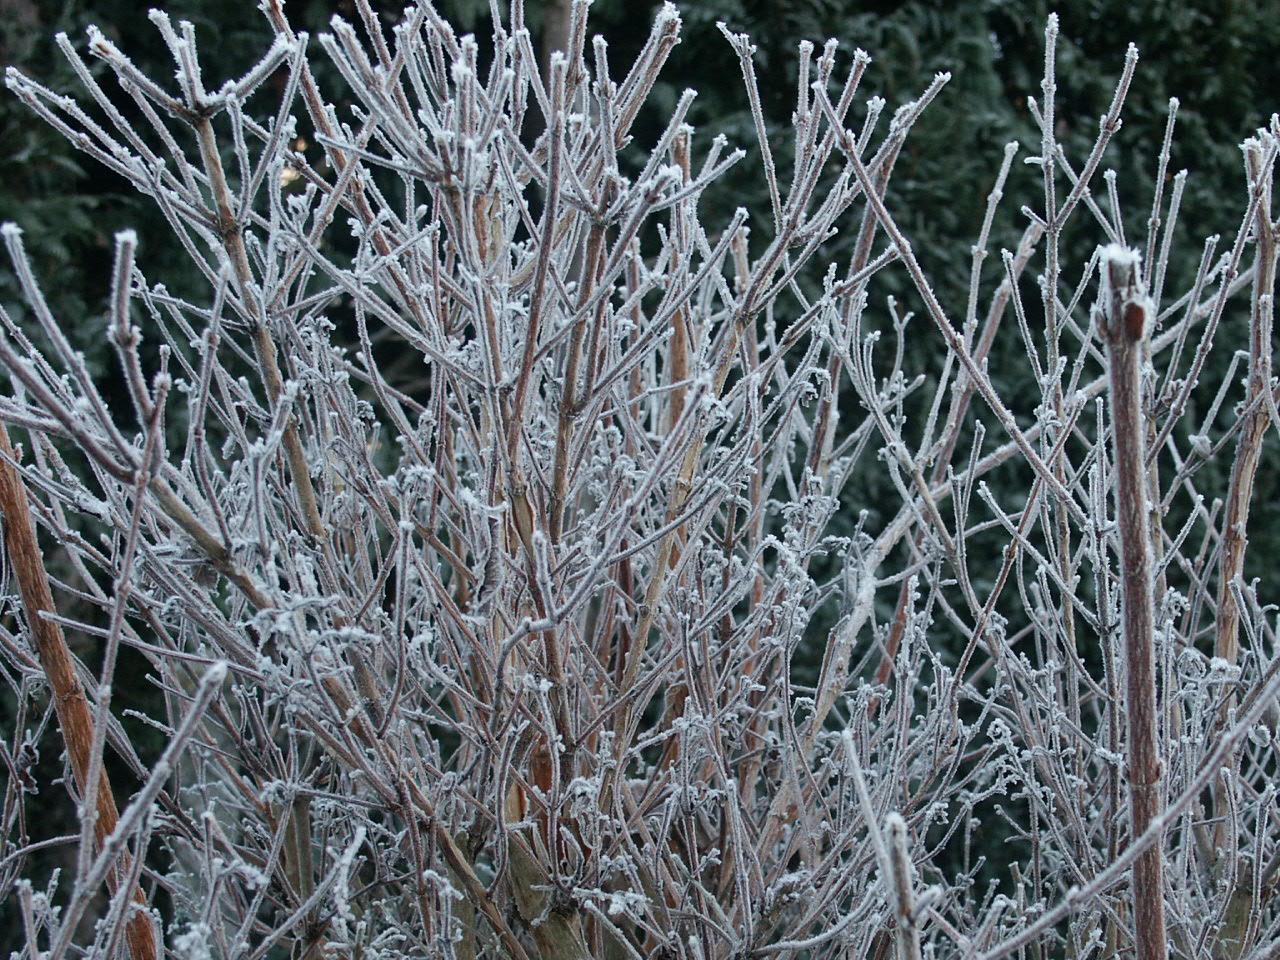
xmin=2 ymin=0 xmax=1279 ymax=950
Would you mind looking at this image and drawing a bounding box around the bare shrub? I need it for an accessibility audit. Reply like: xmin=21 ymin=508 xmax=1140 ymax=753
xmin=1 ymin=3 xmax=1278 ymax=958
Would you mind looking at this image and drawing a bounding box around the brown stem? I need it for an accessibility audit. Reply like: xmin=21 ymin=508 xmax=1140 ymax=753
xmin=1213 ymin=141 xmax=1275 ymax=709
xmin=193 ymin=116 xmax=326 ymax=543
xmin=886 ymin=813 xmax=922 ymax=960
xmin=0 ymin=422 xmax=157 ymax=960
xmin=1213 ymin=139 xmax=1276 ymax=960
xmin=1101 ymin=250 xmax=1167 ymax=960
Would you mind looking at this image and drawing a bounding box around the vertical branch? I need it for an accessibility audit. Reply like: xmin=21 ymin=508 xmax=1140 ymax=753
xmin=886 ymin=814 xmax=922 ymax=960
xmin=665 ymin=126 xmax=693 ymax=437
xmin=1099 ymin=246 xmax=1167 ymax=960
xmin=1142 ymin=101 xmax=1181 ymax=635
xmin=190 ymin=112 xmax=325 ymax=542
xmin=1213 ymin=136 xmax=1276 ymax=960
xmin=0 ymin=422 xmax=157 ymax=960
xmin=1213 ymin=138 xmax=1275 ymax=696
xmin=506 ymin=52 xmax=567 ymax=465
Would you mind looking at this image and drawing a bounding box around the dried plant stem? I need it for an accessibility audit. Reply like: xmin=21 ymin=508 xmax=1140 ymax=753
xmin=0 ymin=421 xmax=157 ymax=960
xmin=1213 ymin=140 xmax=1276 ymax=704
xmin=1213 ymin=137 xmax=1277 ymax=960
xmin=192 ymin=114 xmax=326 ymax=542
xmin=1100 ymin=249 xmax=1167 ymax=960
xmin=886 ymin=814 xmax=922 ymax=960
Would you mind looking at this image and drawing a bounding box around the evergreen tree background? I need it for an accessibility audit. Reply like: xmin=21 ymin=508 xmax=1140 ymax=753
xmin=1 ymin=0 xmax=1277 ymax=948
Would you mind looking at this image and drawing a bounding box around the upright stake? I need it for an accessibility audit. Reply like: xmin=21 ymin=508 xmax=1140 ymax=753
xmin=1099 ymin=246 xmax=1167 ymax=960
